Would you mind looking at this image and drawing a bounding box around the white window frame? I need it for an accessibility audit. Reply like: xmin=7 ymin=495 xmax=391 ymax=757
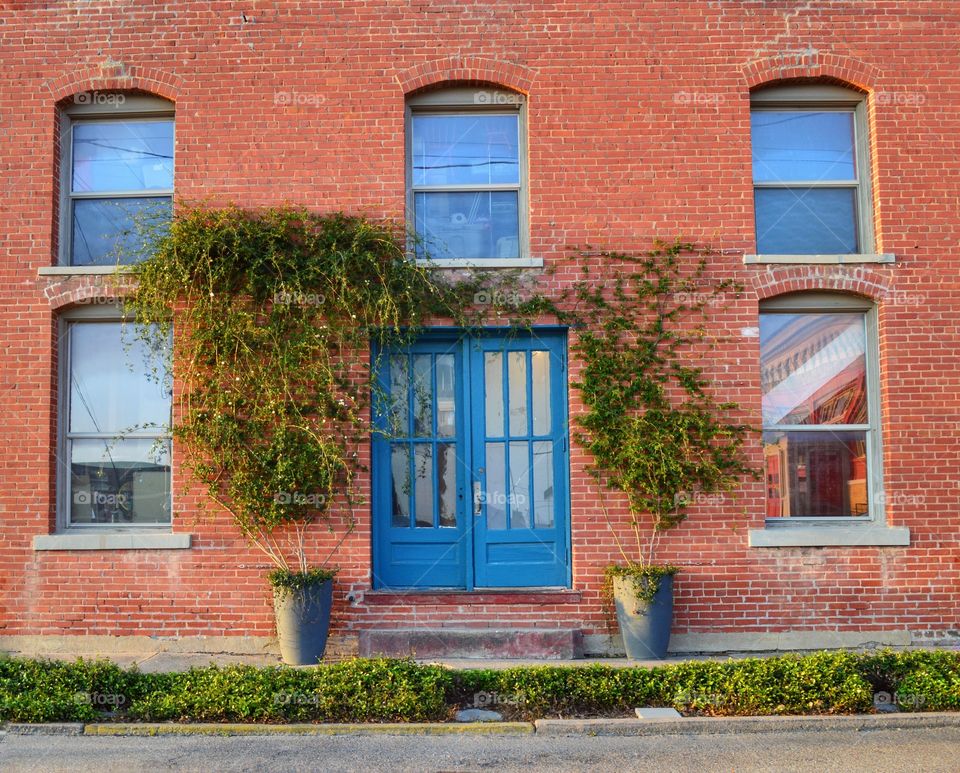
xmin=405 ymin=86 xmax=538 ymax=268
xmin=750 ymin=292 xmax=908 ymax=547
xmin=746 ymin=84 xmax=893 ymax=265
xmin=59 ymin=94 xmax=175 ymax=268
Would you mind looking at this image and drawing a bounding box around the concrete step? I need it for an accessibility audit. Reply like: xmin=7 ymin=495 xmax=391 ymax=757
xmin=358 ymin=628 xmax=585 ymax=660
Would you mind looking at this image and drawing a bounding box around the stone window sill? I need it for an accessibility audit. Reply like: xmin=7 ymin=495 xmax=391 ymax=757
xmin=363 ymin=589 xmax=580 ymax=605
xmin=33 ymin=532 xmax=191 ymax=551
xmin=743 ymin=254 xmax=895 ymax=265
xmin=415 ymin=257 xmax=544 ymax=269
xmin=38 ymin=266 xmax=135 ymax=276
xmin=748 ymin=525 xmax=910 ymax=548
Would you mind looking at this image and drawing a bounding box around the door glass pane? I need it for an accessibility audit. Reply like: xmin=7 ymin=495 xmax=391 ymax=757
xmin=508 ymin=441 xmax=531 ymax=529
xmin=412 ymin=355 xmax=433 ymax=437
xmin=413 ymin=444 xmax=434 ymax=527
xmin=70 ymin=438 xmax=170 ymax=525
xmin=531 ymin=350 xmax=551 ymax=435
xmin=437 ymin=442 xmax=457 ymax=528
xmin=436 ymin=354 xmax=455 ymax=437
xmin=754 ymin=187 xmax=858 ymax=255
xmin=390 ymin=444 xmax=410 ymax=527
xmin=388 ymin=356 xmax=409 ymax=436
xmin=751 ymin=111 xmax=855 ymax=183
xmin=485 ymin=442 xmax=506 ymax=530
xmin=508 ymin=351 xmax=528 ymax=436
xmin=414 ymin=191 xmax=520 ymax=260
xmin=70 ymin=322 xmax=170 ymax=434
xmin=72 ymin=119 xmax=174 ymax=193
xmin=411 ymin=114 xmax=520 ymax=187
xmin=760 ymin=313 xmax=867 ymax=426
xmin=532 ymin=441 xmax=554 ymax=528
xmin=484 ymin=352 xmax=504 ymax=436
xmin=763 ymin=430 xmax=868 ymax=517
xmin=72 ymin=196 xmax=172 ymax=266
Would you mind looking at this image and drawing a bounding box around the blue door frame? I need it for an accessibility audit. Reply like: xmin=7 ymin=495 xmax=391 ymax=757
xmin=371 ymin=329 xmax=571 ymax=589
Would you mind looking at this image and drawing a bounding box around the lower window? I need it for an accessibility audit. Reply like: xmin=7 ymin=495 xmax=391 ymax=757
xmin=62 ymin=316 xmax=172 ymax=527
xmin=759 ymin=294 xmax=880 ymax=520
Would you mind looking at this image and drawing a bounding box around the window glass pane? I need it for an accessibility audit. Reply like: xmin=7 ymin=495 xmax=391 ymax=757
xmin=389 ymin=355 xmax=409 ymax=436
xmin=760 ymin=313 xmax=867 ymax=426
xmin=412 ymin=114 xmax=519 ymax=186
xmin=508 ymin=351 xmax=528 ymax=436
xmin=436 ymin=354 xmax=455 ymax=438
xmin=763 ymin=430 xmax=868 ymax=517
xmin=70 ymin=438 xmax=170 ymax=525
xmin=508 ymin=441 xmax=531 ymax=529
xmin=485 ymin=442 xmax=506 ymax=530
xmin=755 ymin=187 xmax=857 ymax=255
xmin=412 ymin=355 xmax=433 ymax=437
xmin=72 ymin=196 xmax=171 ymax=266
xmin=72 ymin=119 xmax=174 ymax=193
xmin=70 ymin=322 xmax=171 ymax=434
xmin=532 ymin=440 xmax=554 ymax=528
xmin=531 ymin=350 xmax=551 ymax=435
xmin=752 ymin=111 xmax=855 ymax=182
xmin=390 ymin=444 xmax=411 ymax=527
xmin=414 ymin=191 xmax=519 ymax=260
xmin=413 ymin=443 xmax=434 ymax=527
xmin=484 ymin=352 xmax=504 ymax=436
xmin=437 ymin=442 xmax=457 ymax=528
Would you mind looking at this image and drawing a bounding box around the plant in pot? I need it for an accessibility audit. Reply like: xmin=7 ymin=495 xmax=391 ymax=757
xmin=567 ymin=242 xmax=756 ymax=660
xmin=123 ymin=204 xmax=460 ymax=665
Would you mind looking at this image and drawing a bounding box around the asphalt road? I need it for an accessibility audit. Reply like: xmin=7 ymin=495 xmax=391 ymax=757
xmin=2 ymin=727 xmax=959 ymax=773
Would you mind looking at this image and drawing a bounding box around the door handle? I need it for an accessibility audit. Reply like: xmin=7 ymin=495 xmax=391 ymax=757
xmin=473 ymin=481 xmax=483 ymax=516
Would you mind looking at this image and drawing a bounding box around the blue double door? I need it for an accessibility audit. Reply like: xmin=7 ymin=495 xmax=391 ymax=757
xmin=372 ymin=330 xmax=571 ymax=589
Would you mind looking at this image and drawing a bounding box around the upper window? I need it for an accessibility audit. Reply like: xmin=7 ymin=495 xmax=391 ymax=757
xmin=406 ymin=87 xmax=528 ymax=264
xmin=60 ymin=94 xmax=174 ymax=266
xmin=759 ymin=293 xmax=881 ymax=520
xmin=61 ymin=311 xmax=172 ymax=528
xmin=751 ymin=84 xmax=873 ymax=255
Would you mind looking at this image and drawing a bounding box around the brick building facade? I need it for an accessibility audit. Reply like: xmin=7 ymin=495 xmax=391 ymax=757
xmin=1 ymin=1 xmax=957 ymax=657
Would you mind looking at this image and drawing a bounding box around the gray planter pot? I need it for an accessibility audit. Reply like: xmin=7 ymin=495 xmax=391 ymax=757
xmin=273 ymin=578 xmax=334 ymax=665
xmin=612 ymin=573 xmax=674 ymax=660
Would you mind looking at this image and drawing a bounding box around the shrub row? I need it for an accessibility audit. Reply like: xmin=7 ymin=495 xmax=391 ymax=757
xmin=0 ymin=650 xmax=956 ymax=724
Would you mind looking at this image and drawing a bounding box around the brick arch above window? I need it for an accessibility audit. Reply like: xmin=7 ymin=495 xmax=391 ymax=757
xmin=750 ymin=265 xmax=892 ymax=304
xmin=396 ymin=56 xmax=536 ymax=96
xmin=47 ymin=64 xmax=181 ymax=105
xmin=741 ymin=52 xmax=880 ymax=92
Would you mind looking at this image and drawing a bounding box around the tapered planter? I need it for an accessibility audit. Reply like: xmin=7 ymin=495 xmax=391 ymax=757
xmin=273 ymin=578 xmax=334 ymax=665
xmin=612 ymin=573 xmax=674 ymax=660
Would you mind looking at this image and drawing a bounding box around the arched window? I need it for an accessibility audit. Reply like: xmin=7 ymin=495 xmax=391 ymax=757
xmin=59 ymin=93 xmax=174 ymax=266
xmin=406 ymin=86 xmax=532 ymax=267
xmin=750 ymin=83 xmax=876 ymax=258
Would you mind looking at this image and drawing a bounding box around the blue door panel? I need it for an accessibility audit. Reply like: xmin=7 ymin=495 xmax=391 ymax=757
xmin=372 ymin=329 xmax=570 ymax=590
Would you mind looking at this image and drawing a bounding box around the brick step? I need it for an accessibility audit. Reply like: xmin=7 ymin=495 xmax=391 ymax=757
xmin=358 ymin=628 xmax=584 ymax=660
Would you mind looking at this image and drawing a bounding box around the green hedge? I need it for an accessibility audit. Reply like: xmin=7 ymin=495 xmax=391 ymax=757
xmin=1 ymin=651 xmax=957 ymax=724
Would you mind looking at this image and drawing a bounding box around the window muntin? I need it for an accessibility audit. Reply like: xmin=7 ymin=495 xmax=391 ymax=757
xmin=65 ymin=320 xmax=172 ymax=527
xmin=407 ymin=90 xmax=526 ymax=262
xmin=62 ymin=101 xmax=174 ymax=267
xmin=760 ymin=306 xmax=877 ymax=519
xmin=750 ymin=83 xmax=872 ymax=256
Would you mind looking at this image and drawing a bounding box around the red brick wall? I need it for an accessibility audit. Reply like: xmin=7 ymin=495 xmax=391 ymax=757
xmin=1 ymin=1 xmax=958 ymax=646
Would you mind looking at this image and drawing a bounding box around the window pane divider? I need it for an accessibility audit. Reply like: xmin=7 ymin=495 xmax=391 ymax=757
xmin=411 ymin=184 xmax=521 ymax=193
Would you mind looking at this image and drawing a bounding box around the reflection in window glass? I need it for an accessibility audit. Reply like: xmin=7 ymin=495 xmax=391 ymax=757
xmin=508 ymin=351 xmax=528 ymax=436
xmin=751 ymin=111 xmax=855 ymax=183
xmin=390 ymin=444 xmax=411 ymax=527
xmin=414 ymin=443 xmax=434 ymax=527
xmin=760 ymin=313 xmax=867 ymax=426
xmin=484 ymin=352 xmax=504 ymax=436
xmin=763 ymin=430 xmax=868 ymax=517
xmin=509 ymin=441 xmax=530 ymax=529
xmin=436 ymin=355 xmax=456 ymax=437
xmin=67 ymin=321 xmax=171 ymax=526
xmin=389 ymin=356 xmax=410 ymax=436
xmin=412 ymin=355 xmax=433 ymax=437
xmin=485 ymin=442 xmax=506 ymax=530
xmin=438 ymin=443 xmax=457 ymax=527
xmin=531 ymin=350 xmax=551 ymax=435
xmin=414 ymin=191 xmax=520 ymax=260
xmin=532 ymin=441 xmax=554 ymax=528
xmin=754 ymin=188 xmax=857 ymax=255
xmin=412 ymin=114 xmax=519 ymax=187
xmin=72 ymin=197 xmax=172 ymax=266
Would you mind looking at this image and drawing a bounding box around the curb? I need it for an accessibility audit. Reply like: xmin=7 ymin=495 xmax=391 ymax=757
xmin=82 ymin=721 xmax=534 ymax=737
xmin=3 ymin=713 xmax=959 ymax=737
xmin=535 ymin=712 xmax=960 ymax=736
